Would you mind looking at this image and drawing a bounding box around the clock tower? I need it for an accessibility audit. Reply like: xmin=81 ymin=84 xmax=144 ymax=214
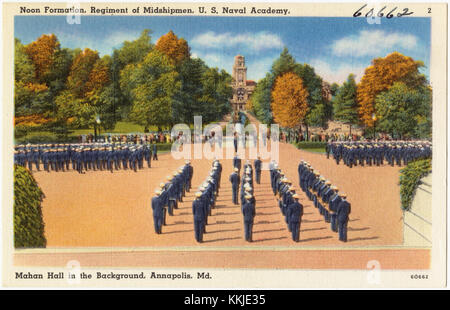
xmin=230 ymin=55 xmax=256 ymax=114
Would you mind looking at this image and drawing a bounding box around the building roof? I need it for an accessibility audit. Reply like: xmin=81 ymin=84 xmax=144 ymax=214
xmin=246 ymin=80 xmax=256 ymax=86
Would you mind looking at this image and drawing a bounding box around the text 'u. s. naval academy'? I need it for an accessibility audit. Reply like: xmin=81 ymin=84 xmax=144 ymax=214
xmin=220 ymin=6 xmax=290 ymax=15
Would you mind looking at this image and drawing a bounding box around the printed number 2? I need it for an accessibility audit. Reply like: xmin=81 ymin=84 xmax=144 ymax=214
xmin=428 ymin=8 xmax=431 ymax=13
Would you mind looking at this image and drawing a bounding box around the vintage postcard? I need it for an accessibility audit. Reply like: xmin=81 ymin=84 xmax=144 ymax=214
xmin=2 ymin=1 xmax=447 ymax=289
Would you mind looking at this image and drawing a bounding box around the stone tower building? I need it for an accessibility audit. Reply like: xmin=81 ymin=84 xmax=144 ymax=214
xmin=230 ymin=55 xmax=256 ymax=113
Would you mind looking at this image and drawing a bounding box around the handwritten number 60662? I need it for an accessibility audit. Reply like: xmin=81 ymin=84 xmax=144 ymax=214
xmin=353 ymin=4 xmax=414 ymax=18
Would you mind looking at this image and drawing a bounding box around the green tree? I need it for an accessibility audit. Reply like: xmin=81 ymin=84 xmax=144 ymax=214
xmin=123 ymin=50 xmax=180 ymax=128
xmin=44 ymin=47 xmax=74 ymax=98
xmin=214 ymin=69 xmax=233 ymax=118
xmin=14 ymin=39 xmax=53 ymax=118
xmin=110 ymin=30 xmax=154 ymax=120
xmin=172 ymin=57 xmax=207 ymax=125
xmin=14 ymin=81 xmax=52 ymax=117
xmin=294 ymin=64 xmax=327 ymax=130
xmin=95 ymin=83 xmax=123 ymax=130
xmin=333 ymin=74 xmax=359 ymax=134
xmin=200 ymin=67 xmax=232 ymax=123
xmin=357 ymin=52 xmax=427 ymax=127
xmin=330 ymin=83 xmax=340 ymax=97
xmin=14 ymin=38 xmax=35 ymax=84
xmin=271 ymin=47 xmax=297 ymax=75
xmin=54 ymin=52 xmax=112 ymax=132
xmin=306 ymin=103 xmax=327 ymax=128
xmin=115 ymin=29 xmax=153 ymax=66
xmin=54 ymin=88 xmax=108 ymax=135
xmin=374 ymin=82 xmax=431 ymax=139
xmin=251 ymin=73 xmax=273 ymax=124
xmin=54 ymin=90 xmax=82 ymax=126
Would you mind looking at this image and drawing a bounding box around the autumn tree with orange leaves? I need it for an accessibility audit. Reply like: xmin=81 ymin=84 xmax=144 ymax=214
xmin=25 ymin=34 xmax=60 ymax=82
xmin=56 ymin=49 xmax=111 ymax=130
xmin=84 ymin=57 xmax=110 ymax=95
xmin=155 ymin=30 xmax=190 ymax=65
xmin=271 ymin=72 xmax=309 ymax=128
xmin=357 ymin=52 xmax=427 ymax=127
xmin=66 ymin=48 xmax=102 ymax=98
xmin=15 ymin=29 xmax=231 ymax=142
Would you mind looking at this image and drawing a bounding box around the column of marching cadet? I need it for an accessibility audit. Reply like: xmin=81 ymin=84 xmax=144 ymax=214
xmin=229 ymin=155 xmax=262 ymax=242
xmin=298 ymin=160 xmax=351 ymax=242
xmin=151 ymin=160 xmax=193 ymax=234
xmin=326 ymin=141 xmax=431 ymax=168
xmin=14 ymin=142 xmax=158 ymax=173
xmin=191 ymin=159 xmax=222 ymax=243
xmin=240 ymin=160 xmax=256 ymax=242
xmin=269 ymin=162 xmax=303 ymax=242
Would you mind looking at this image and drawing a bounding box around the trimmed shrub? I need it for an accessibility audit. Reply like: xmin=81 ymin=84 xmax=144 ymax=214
xmin=293 ymin=141 xmax=327 ymax=149
xmin=155 ymin=143 xmax=173 ymax=152
xmin=15 ymin=134 xmax=79 ymax=144
xmin=14 ymin=165 xmax=46 ymax=248
xmin=399 ymin=159 xmax=432 ymax=211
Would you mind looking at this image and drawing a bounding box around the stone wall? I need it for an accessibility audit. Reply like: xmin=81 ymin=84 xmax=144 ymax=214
xmin=403 ymin=174 xmax=432 ymax=247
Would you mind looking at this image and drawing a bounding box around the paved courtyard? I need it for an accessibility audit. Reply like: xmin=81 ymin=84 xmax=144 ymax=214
xmin=14 ymin=128 xmax=431 ymax=269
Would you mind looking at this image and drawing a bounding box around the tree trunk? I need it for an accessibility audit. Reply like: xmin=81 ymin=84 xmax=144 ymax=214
xmin=305 ymin=124 xmax=309 ymax=141
xmin=94 ymin=123 xmax=97 ymax=142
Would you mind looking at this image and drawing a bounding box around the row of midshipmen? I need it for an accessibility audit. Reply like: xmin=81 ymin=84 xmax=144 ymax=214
xmin=151 ymin=161 xmax=194 ymax=234
xmin=191 ymin=160 xmax=222 ymax=242
xmin=269 ymin=162 xmax=304 ymax=242
xmin=298 ymin=160 xmax=351 ymax=242
xmin=240 ymin=162 xmax=256 ymax=242
xmin=14 ymin=142 xmax=158 ymax=173
xmin=231 ymin=154 xmax=263 ymax=184
xmin=326 ymin=141 xmax=431 ymax=167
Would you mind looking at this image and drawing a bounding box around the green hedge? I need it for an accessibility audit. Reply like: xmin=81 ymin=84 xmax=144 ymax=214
xmin=14 ymin=165 xmax=46 ymax=248
xmin=399 ymin=159 xmax=432 ymax=211
xmin=293 ymin=141 xmax=327 ymax=149
xmin=155 ymin=143 xmax=173 ymax=152
xmin=15 ymin=134 xmax=79 ymax=144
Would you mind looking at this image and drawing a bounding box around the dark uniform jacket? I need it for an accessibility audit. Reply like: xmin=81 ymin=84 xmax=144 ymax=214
xmin=287 ymin=201 xmax=303 ymax=223
xmin=242 ymin=201 xmax=255 ymax=223
xmin=151 ymin=196 xmax=163 ymax=217
xmin=336 ymin=200 xmax=351 ymax=221
xmin=192 ymin=199 xmax=206 ymax=221
xmin=229 ymin=173 xmax=240 ymax=189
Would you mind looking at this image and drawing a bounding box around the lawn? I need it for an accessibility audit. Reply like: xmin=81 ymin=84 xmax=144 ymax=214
xmin=17 ymin=121 xmax=156 ymax=142
xmin=17 ymin=120 xmax=227 ymax=144
xmin=70 ymin=121 xmax=156 ymax=136
xmin=300 ymin=147 xmax=326 ymax=154
xmin=291 ymin=141 xmax=326 ymax=154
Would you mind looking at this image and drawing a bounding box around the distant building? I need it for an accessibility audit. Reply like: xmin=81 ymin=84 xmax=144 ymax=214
xmin=230 ymin=55 xmax=256 ymax=113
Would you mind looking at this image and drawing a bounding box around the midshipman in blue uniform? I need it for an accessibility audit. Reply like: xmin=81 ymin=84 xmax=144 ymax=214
xmin=152 ymin=190 xmax=164 ymax=234
xmin=287 ymin=194 xmax=303 ymax=242
xmin=242 ymin=194 xmax=255 ymax=242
